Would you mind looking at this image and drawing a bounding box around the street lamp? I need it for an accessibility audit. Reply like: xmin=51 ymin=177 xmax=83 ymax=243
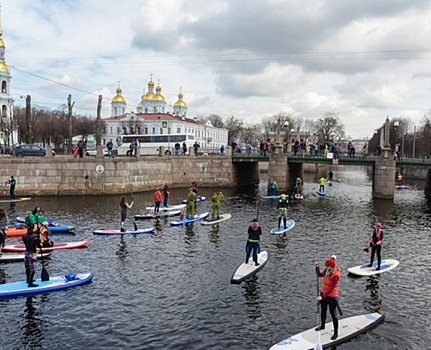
xmin=283 ymin=121 xmax=289 ymax=153
xmin=393 ymin=121 xmax=403 ymax=159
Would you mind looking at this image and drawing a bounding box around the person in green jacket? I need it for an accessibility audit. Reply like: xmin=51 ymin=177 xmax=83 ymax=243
xmin=186 ymin=188 xmax=197 ymax=219
xmin=211 ymin=190 xmax=224 ymax=219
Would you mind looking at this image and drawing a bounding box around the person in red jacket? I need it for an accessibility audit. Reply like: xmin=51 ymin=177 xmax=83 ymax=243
xmin=315 ymin=255 xmax=341 ymax=340
xmin=154 ymin=188 xmax=163 ymax=213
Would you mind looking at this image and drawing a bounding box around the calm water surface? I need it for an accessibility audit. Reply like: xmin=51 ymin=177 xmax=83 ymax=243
xmin=0 ymin=166 xmax=430 ymax=350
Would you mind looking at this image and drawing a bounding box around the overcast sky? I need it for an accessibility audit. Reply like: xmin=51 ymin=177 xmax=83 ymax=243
xmin=2 ymin=0 xmax=431 ymax=139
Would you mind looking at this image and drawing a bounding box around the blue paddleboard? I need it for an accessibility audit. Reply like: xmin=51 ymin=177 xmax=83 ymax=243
xmin=270 ymin=219 xmax=296 ymax=234
xmin=261 ymin=195 xmax=281 ymax=199
xmin=170 ymin=212 xmax=210 ymax=226
xmin=317 ymin=190 xmax=326 ymax=197
xmin=0 ymin=272 xmax=93 ymax=300
xmin=181 ymin=196 xmax=206 ymax=204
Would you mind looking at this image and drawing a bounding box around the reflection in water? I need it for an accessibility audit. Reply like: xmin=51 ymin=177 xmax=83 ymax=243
xmin=184 ymin=224 xmax=195 ymax=244
xmin=0 ymin=267 xmax=7 ymax=284
xmin=371 ymin=198 xmax=393 ymax=221
xmin=242 ymin=278 xmax=262 ymax=319
xmin=116 ymin=236 xmax=128 ymax=260
xmin=21 ymin=296 xmax=43 ymax=348
xmin=209 ymin=225 xmax=220 ymax=245
xmin=363 ymin=275 xmax=382 ymax=312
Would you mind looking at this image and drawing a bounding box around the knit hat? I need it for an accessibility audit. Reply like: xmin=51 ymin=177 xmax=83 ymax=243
xmin=251 ymin=218 xmax=258 ymax=222
xmin=325 ymin=256 xmax=336 ymax=267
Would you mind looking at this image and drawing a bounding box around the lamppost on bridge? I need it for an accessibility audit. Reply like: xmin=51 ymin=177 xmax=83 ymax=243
xmin=283 ymin=121 xmax=289 ymax=154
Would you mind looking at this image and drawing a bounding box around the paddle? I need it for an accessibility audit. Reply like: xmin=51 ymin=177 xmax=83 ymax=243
xmin=40 ymin=235 xmax=49 ymax=281
xmin=314 ymin=272 xmax=323 ymax=350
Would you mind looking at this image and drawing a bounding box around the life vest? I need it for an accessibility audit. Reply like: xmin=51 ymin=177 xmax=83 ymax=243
xmin=321 ymin=268 xmax=340 ymax=298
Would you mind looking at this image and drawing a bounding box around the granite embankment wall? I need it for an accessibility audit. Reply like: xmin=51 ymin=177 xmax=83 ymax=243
xmin=0 ymin=155 xmax=253 ymax=196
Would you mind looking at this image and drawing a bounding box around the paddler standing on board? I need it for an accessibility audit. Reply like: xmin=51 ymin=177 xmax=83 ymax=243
xmin=315 ymin=255 xmax=341 ymax=340
xmin=211 ymin=190 xmax=224 ymax=220
xmin=276 ymin=194 xmax=289 ymax=228
xmin=245 ymin=218 xmax=262 ymax=266
xmin=368 ymin=222 xmax=383 ymax=270
xmin=22 ymin=224 xmax=41 ymax=287
xmin=318 ymin=176 xmax=327 ymax=193
xmin=186 ymin=188 xmax=197 ymax=220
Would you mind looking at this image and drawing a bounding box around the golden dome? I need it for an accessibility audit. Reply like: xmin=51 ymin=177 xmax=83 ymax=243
xmin=156 ymin=85 xmax=161 ymax=92
xmin=112 ymin=95 xmax=126 ymax=103
xmin=148 ymin=79 xmax=154 ymax=87
xmin=143 ymin=92 xmax=155 ymax=100
xmin=137 ymin=102 xmax=143 ymax=108
xmin=152 ymin=94 xmax=166 ymax=102
xmin=0 ymin=39 xmax=4 ymax=48
xmin=174 ymin=100 xmax=187 ymax=107
xmin=0 ymin=61 xmax=9 ymax=73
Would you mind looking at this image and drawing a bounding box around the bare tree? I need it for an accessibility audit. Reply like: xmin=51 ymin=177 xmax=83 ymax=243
xmin=312 ymin=112 xmax=346 ymax=143
xmin=207 ymin=114 xmax=224 ymax=128
xmin=225 ymin=115 xmax=243 ymax=145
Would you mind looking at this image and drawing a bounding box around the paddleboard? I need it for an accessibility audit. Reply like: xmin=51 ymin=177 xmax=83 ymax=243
xmin=0 ymin=252 xmax=52 ymax=263
xmin=347 ymin=259 xmax=399 ymax=277
xmin=261 ymin=195 xmax=281 ymax=199
xmin=270 ymin=312 xmax=384 ymax=349
xmin=5 ymin=227 xmax=27 ymax=237
xmin=134 ymin=210 xmax=181 ymax=220
xmin=93 ymin=227 xmax=156 ymax=236
xmin=170 ymin=212 xmax=210 ymax=226
xmin=317 ymin=190 xmax=326 ymax=197
xmin=144 ymin=204 xmax=186 ymax=211
xmin=181 ymin=196 xmax=206 ymax=204
xmin=294 ymin=194 xmax=304 ymax=200
xmin=231 ymin=251 xmax=269 ymax=284
xmin=395 ymin=184 xmax=407 ymax=189
xmin=270 ymin=219 xmax=296 ymax=234
xmin=1 ymin=240 xmax=89 ymax=253
xmin=201 ymin=213 xmax=232 ymax=225
xmin=0 ymin=197 xmax=32 ymax=204
xmin=14 ymin=222 xmax=76 ymax=233
xmin=0 ymin=272 xmax=93 ymax=300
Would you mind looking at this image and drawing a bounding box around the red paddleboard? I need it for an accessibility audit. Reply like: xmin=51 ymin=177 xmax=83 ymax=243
xmin=1 ymin=240 xmax=89 ymax=253
xmin=5 ymin=227 xmax=28 ymax=237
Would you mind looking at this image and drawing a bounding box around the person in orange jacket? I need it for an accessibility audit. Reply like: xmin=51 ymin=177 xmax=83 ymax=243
xmin=154 ymin=188 xmax=163 ymax=213
xmin=315 ymin=255 xmax=341 ymax=341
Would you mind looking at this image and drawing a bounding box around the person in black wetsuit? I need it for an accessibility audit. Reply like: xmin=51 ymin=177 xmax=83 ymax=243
xmin=245 ymin=218 xmax=262 ymax=266
xmin=22 ymin=225 xmax=41 ymax=287
xmin=368 ymin=222 xmax=383 ymax=270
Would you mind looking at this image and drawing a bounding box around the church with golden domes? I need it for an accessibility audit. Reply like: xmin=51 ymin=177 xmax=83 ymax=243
xmin=103 ymin=76 xmax=228 ymax=152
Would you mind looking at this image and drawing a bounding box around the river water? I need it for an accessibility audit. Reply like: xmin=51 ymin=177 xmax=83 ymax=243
xmin=0 ymin=166 xmax=430 ymax=350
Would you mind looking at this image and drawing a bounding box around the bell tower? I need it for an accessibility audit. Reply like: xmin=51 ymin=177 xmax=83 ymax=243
xmin=0 ymin=7 xmax=15 ymax=147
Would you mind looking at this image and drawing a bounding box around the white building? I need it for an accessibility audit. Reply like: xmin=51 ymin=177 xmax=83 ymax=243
xmin=0 ymin=9 xmax=17 ymax=148
xmin=102 ymin=78 xmax=228 ymax=150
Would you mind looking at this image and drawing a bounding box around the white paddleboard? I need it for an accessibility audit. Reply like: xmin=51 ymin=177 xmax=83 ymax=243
xmin=270 ymin=312 xmax=384 ymax=349
xmin=145 ymin=204 xmax=186 ymax=211
xmin=0 ymin=252 xmax=51 ymax=263
xmin=270 ymin=219 xmax=296 ymax=234
xmin=201 ymin=213 xmax=232 ymax=225
xmin=347 ymin=259 xmax=399 ymax=276
xmin=231 ymin=251 xmax=268 ymax=284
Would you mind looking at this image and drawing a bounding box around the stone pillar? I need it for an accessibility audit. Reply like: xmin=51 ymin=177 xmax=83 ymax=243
xmin=45 ymin=144 xmax=53 ymax=157
xmin=225 ymin=146 xmax=232 ymax=156
xmin=158 ymin=146 xmax=165 ymax=157
xmin=135 ymin=145 xmax=140 ymax=157
xmin=373 ymin=158 xmax=396 ymax=199
xmin=268 ymin=153 xmax=288 ymax=194
xmin=96 ymin=144 xmax=104 ymax=158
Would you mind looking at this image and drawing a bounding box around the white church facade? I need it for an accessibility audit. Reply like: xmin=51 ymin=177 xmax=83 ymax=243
xmin=102 ymin=78 xmax=228 ymax=150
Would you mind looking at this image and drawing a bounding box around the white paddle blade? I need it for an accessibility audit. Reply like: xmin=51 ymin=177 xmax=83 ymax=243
xmin=313 ymin=331 xmax=323 ymax=350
